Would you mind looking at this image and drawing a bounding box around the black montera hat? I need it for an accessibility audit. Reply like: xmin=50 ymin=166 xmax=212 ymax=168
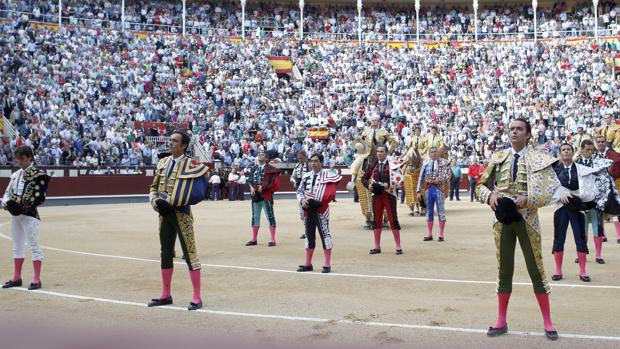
xmin=564 ymin=196 xmax=595 ymax=212
xmin=494 ymin=197 xmax=523 ymax=224
xmin=5 ymin=200 xmax=23 ymax=216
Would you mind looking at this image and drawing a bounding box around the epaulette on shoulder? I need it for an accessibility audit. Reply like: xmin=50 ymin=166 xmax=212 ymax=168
xmin=526 ymin=150 xmax=557 ymax=173
xmin=156 ymin=156 xmax=171 ymax=170
xmin=491 ymin=149 xmax=510 ymax=164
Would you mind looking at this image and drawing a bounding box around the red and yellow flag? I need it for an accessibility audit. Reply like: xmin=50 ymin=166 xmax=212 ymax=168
xmin=267 ymin=56 xmax=293 ymax=74
xmin=308 ymin=127 xmax=329 ymax=140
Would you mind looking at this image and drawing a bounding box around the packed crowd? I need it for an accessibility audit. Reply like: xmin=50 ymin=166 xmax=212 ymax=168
xmin=1 ymin=1 xmax=618 ymax=41
xmin=0 ymin=5 xmax=619 ymax=171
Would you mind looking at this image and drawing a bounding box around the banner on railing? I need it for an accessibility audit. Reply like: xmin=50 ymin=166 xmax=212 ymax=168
xmin=267 ymin=56 xmax=293 ymax=74
xmin=31 ymin=22 xmax=59 ymax=31
xmin=1 ymin=11 xmax=618 ymax=49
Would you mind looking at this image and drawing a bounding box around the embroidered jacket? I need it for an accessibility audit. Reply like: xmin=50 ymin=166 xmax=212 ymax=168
xmin=247 ymin=162 xmax=281 ymax=201
xmin=417 ymin=158 xmax=451 ymax=192
xmin=361 ymin=127 xmax=398 ymax=151
xmin=476 ymin=148 xmax=563 ymax=233
xmin=150 ymin=155 xmax=209 ymax=210
xmin=576 ymin=155 xmax=619 ymax=212
xmin=597 ymin=123 xmax=620 ymax=153
xmin=2 ymin=165 xmax=50 ymax=219
xmin=296 ymin=169 xmax=342 ymax=214
xmin=291 ymin=161 xmax=309 ymax=189
xmin=361 ymin=159 xmax=403 ymax=196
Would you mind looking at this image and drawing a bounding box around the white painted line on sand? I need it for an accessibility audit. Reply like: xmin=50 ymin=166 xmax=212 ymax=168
xmin=4 ymin=287 xmax=620 ymax=342
xmin=0 ymin=231 xmax=618 ymax=290
xmin=43 ymin=192 xmax=348 ymax=200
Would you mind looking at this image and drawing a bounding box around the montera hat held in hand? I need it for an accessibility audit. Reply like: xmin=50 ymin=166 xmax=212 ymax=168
xmin=494 ymin=197 xmax=523 ymax=224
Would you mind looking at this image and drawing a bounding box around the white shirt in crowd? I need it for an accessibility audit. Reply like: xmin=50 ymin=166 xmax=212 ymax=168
xmin=209 ymin=174 xmax=221 ymax=184
xmin=238 ymin=174 xmax=247 ymax=185
xmin=228 ymin=173 xmax=240 ymax=182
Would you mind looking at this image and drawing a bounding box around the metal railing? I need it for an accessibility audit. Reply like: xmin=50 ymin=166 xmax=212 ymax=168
xmin=190 ymin=136 xmax=211 ymax=163
xmin=1 ymin=9 xmax=618 ymax=43
xmin=2 ymin=116 xmax=18 ymax=140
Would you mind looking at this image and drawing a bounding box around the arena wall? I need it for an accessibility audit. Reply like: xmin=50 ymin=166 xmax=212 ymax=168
xmin=0 ymin=168 xmax=472 ymax=197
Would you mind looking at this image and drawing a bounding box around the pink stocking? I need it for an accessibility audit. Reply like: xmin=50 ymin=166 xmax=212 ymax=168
xmin=189 ymin=270 xmax=201 ymax=304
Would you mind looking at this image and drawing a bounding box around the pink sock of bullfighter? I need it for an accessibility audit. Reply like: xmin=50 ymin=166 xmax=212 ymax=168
xmin=304 ymin=248 xmax=314 ymax=266
xmin=189 ymin=270 xmax=201 ymax=304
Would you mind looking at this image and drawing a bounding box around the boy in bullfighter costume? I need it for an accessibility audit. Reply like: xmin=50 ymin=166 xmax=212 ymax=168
xmin=417 ymin=146 xmax=452 ymax=241
xmin=2 ymin=146 xmax=51 ymax=290
xmin=245 ymin=147 xmax=281 ymax=246
xmin=296 ymin=153 xmax=341 ymax=273
xmin=362 ymin=145 xmax=403 ymax=255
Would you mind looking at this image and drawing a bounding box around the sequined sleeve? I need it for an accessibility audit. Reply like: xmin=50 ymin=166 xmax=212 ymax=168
xmin=476 ymin=162 xmax=496 ymax=204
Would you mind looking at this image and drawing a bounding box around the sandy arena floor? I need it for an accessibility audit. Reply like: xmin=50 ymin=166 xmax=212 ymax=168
xmin=0 ymin=197 xmax=619 ymax=349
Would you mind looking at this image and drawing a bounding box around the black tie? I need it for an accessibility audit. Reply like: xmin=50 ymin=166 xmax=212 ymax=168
xmin=311 ymin=174 xmax=317 ymax=191
xmin=431 ymin=161 xmax=435 ymax=173
xmin=372 ymin=129 xmax=377 ymax=145
xmin=167 ymin=159 xmax=175 ymax=177
xmin=379 ymin=162 xmax=384 ymax=174
xmin=512 ymin=154 xmax=520 ymax=181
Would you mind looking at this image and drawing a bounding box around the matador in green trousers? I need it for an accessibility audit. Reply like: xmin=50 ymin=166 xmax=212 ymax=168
xmin=476 ymin=118 xmax=563 ymax=341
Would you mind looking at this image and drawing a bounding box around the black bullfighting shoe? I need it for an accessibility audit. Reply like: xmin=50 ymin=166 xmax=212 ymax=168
xmin=28 ymin=282 xmax=41 ymax=290
xmin=297 ymin=265 xmax=313 ymax=272
xmin=148 ymin=296 xmax=173 ymax=307
xmin=545 ymin=330 xmax=559 ymax=341
xmin=188 ymin=301 xmax=203 ymax=311
xmin=2 ymin=279 xmax=22 ymax=288
xmin=486 ymin=324 xmax=508 ymax=337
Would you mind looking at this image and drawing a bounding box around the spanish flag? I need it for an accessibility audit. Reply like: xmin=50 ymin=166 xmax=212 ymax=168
xmin=308 ymin=127 xmax=329 ymax=140
xmin=615 ymin=54 xmax=620 ymax=75
xmin=267 ymin=56 xmax=293 ymax=74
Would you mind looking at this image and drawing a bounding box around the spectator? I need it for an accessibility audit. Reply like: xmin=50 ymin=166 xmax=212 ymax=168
xmin=209 ymin=170 xmax=221 ymax=200
xmin=449 ymin=158 xmax=462 ymax=201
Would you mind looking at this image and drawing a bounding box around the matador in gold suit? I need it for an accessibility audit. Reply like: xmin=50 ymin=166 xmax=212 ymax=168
xmin=597 ymin=115 xmax=620 ymax=191
xmin=401 ymin=126 xmax=425 ymax=216
xmin=351 ymin=140 xmax=374 ymax=229
xmin=476 ymin=119 xmax=563 ymax=340
xmin=361 ymin=116 xmax=398 ymax=165
xmin=597 ymin=114 xmax=620 ymax=153
xmin=421 ymin=125 xmax=449 ymax=197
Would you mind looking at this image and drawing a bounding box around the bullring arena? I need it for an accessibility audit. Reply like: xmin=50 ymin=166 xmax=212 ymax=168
xmin=1 ymin=197 xmax=619 ymax=348
xmin=1 ymin=0 xmax=620 ymax=347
